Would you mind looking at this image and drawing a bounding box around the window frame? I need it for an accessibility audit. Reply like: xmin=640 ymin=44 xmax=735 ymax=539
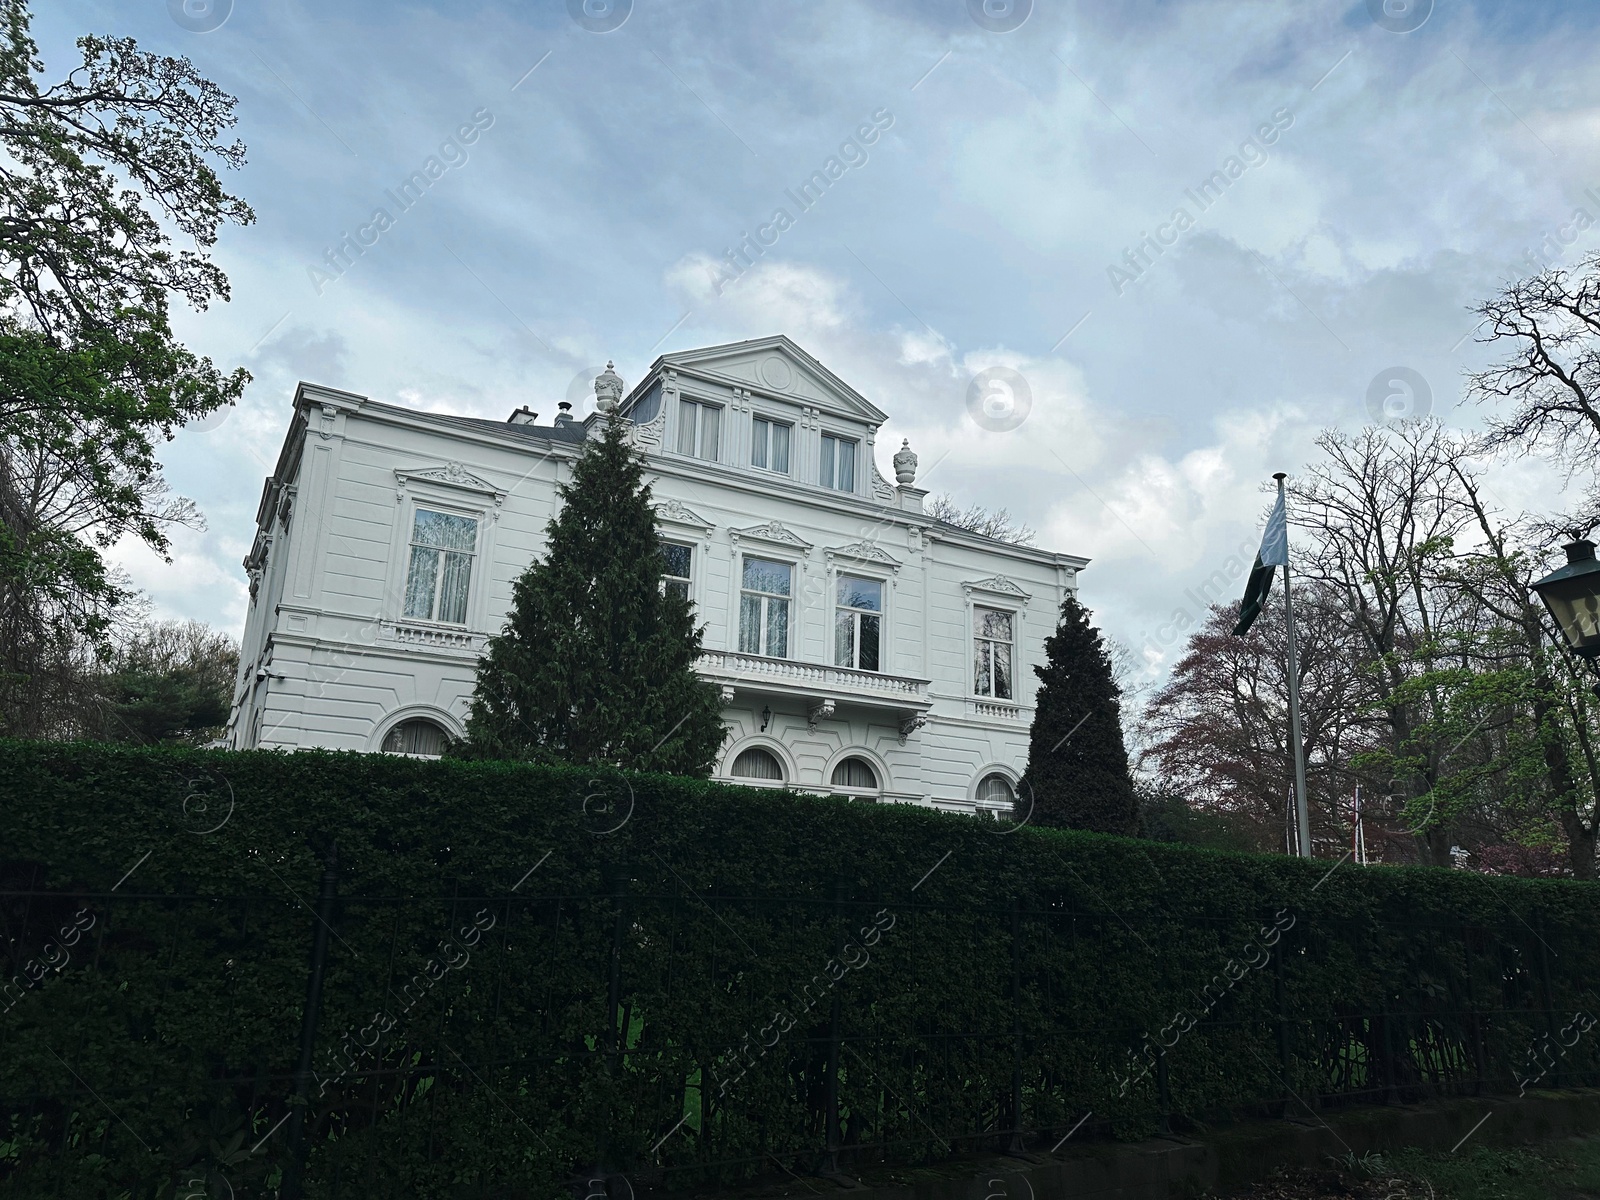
xmin=972 ymin=604 xmax=1017 ymax=700
xmin=387 ymin=478 xmax=499 ymax=635
xmin=727 ymin=741 xmax=790 ymax=788
xmin=751 ymin=414 xmax=793 ymax=475
xmin=660 ymin=539 xmax=693 ymax=602
xmin=381 ymin=717 xmax=451 ymax=758
xmin=676 ymin=397 xmax=723 ymax=462
xmin=737 ymin=554 xmax=794 ymax=659
xmin=402 ymin=505 xmax=481 ymax=627
xmin=827 ymin=751 xmax=886 ymax=802
xmin=834 ymin=572 xmax=885 ymax=673
xmin=819 ymin=431 xmax=859 ymax=493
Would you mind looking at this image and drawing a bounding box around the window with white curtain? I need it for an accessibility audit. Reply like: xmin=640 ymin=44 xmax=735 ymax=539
xmin=732 ymin=746 xmax=784 ymax=781
xmin=976 ymin=773 xmax=1016 ymax=806
xmin=820 ymin=433 xmax=857 ymax=491
xmin=830 ymin=757 xmax=879 ymax=792
xmin=403 ymin=508 xmax=478 ymax=624
xmin=738 ymin=556 xmax=791 ymax=658
xmin=973 ymin=606 xmax=1014 ymax=699
xmin=751 ymin=416 xmax=791 ymax=474
xmin=382 ymin=718 xmax=449 ymax=757
xmin=676 ymin=398 xmax=721 ymax=461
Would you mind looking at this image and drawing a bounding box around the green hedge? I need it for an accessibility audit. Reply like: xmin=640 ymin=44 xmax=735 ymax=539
xmin=1 ymin=741 xmax=1597 ymax=1199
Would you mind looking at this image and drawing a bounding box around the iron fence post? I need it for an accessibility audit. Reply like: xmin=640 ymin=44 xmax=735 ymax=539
xmin=1274 ymin=924 xmax=1292 ymax=1116
xmin=1155 ymin=1045 xmax=1172 ymax=1134
xmin=1534 ymin=909 xmax=1560 ymax=1088
xmin=1008 ymin=898 xmax=1025 ymax=1152
xmin=282 ymin=841 xmax=338 ymax=1200
xmin=820 ymin=876 xmax=847 ymax=1177
xmin=596 ymin=852 xmax=627 ymax=1191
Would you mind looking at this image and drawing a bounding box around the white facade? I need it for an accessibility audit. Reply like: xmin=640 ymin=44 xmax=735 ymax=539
xmin=228 ymin=336 xmax=1088 ymax=816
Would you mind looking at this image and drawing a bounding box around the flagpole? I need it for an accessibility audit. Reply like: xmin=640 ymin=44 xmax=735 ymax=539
xmin=1275 ymin=472 xmax=1313 ymax=859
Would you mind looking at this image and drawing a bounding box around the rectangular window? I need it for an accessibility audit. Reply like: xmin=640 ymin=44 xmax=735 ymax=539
xmin=660 ymin=541 xmax=692 ymax=601
xmin=973 ymin=606 xmax=1014 ymax=699
xmin=403 ymin=508 xmax=478 ymax=624
xmin=835 ymin=574 xmax=882 ymax=672
xmin=676 ymin=398 xmax=721 ymax=461
xmin=738 ymin=556 xmax=792 ymax=658
xmin=820 ymin=434 xmax=857 ymax=492
xmin=751 ymin=416 xmax=792 ymax=474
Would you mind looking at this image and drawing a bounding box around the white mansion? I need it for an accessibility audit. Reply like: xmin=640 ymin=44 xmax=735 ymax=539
xmin=227 ymin=336 xmax=1087 ymax=816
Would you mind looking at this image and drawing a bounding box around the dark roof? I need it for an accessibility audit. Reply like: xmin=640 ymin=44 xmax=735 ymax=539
xmin=422 ymin=411 xmax=590 ymax=447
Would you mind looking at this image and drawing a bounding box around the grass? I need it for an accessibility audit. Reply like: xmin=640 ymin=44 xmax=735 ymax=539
xmin=1355 ymin=1136 xmax=1600 ymax=1199
xmin=1228 ymin=1137 xmax=1600 ymax=1198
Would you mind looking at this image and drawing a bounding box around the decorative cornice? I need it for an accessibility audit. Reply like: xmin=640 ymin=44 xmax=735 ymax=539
xmin=825 ymin=541 xmax=902 ymax=571
xmin=655 ymin=497 xmax=715 ymax=532
xmin=729 ymin=520 xmax=813 ymax=554
xmin=394 ymin=463 xmax=507 ymax=515
xmin=962 ymin=575 xmax=1031 ymax=600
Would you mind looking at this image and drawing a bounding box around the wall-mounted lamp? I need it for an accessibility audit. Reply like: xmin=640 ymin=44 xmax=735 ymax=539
xmin=760 ymin=706 xmax=771 ymax=732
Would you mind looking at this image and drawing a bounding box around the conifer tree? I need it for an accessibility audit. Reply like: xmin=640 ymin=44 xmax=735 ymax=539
xmin=1020 ymin=594 xmax=1138 ymax=833
xmin=457 ymin=414 xmax=727 ymax=774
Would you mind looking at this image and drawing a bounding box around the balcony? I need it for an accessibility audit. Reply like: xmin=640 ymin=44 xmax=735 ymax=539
xmin=696 ymin=650 xmax=931 ymax=733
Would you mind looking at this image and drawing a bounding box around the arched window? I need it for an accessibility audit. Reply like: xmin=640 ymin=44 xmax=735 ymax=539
xmin=731 ymin=746 xmax=784 ymax=782
xmin=976 ymin=773 xmax=1016 ymax=807
xmin=382 ymin=718 xmax=449 ymax=757
xmin=830 ymin=757 xmax=879 ymax=790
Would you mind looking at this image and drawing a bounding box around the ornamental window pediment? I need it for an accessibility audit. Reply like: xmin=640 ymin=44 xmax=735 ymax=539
xmin=394 ymin=462 xmax=506 ymax=506
xmin=825 ymin=541 xmax=902 ymax=572
xmin=729 ymin=521 xmax=813 ymax=555
xmin=962 ymin=575 xmax=1030 ymax=601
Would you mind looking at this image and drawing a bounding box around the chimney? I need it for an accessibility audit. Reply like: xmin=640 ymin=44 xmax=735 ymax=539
xmin=555 ymin=400 xmax=573 ymax=425
xmin=507 ymin=406 xmax=538 ymax=425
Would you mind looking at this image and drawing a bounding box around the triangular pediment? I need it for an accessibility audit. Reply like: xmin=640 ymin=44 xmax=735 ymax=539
xmin=394 ymin=462 xmax=504 ymax=497
xmin=653 ymin=336 xmax=889 ymax=424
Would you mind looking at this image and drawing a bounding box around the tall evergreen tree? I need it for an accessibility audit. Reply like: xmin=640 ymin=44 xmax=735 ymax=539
xmin=1021 ymin=594 xmax=1138 ymax=833
xmin=457 ymin=414 xmax=727 ymax=774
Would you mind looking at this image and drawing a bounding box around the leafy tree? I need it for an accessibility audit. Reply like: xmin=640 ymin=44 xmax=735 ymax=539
xmin=0 ymin=2 xmax=252 ymax=728
xmin=457 ymin=415 xmax=727 ymax=773
xmin=1141 ymin=592 xmax=1378 ymax=853
xmin=1136 ymin=781 xmax=1257 ymax=852
xmin=1288 ymin=421 xmax=1479 ymax=866
xmin=94 ymin=619 xmax=238 ymax=745
xmin=1021 ymin=594 xmax=1137 ymax=833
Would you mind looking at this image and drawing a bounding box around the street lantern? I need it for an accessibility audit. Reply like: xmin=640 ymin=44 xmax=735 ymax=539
xmin=1530 ymin=540 xmax=1600 ymax=660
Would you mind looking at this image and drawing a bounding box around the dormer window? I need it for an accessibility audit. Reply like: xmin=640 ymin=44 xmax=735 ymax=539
xmin=677 ymin=398 xmax=721 ymax=461
xmin=752 ymin=416 xmax=791 ymax=474
xmin=821 ymin=433 xmax=857 ymax=492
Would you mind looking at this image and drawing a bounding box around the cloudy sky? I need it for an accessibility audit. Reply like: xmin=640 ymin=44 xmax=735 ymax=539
xmin=41 ymin=0 xmax=1600 ymax=682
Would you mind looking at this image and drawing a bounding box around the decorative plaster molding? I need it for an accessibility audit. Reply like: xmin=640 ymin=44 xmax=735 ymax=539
xmin=394 ymin=463 xmax=506 ymax=521
xmin=629 ymin=401 xmax=667 ymax=448
xmin=869 ymin=461 xmax=896 ymax=503
xmin=655 ymin=497 xmax=715 ymax=532
xmin=826 ymin=541 xmax=902 ymax=571
xmin=807 ymin=697 xmax=836 ymax=732
xmin=898 ymin=713 xmax=927 ymax=745
xmin=962 ymin=575 xmax=1031 ymax=600
xmin=718 ymin=684 xmax=736 ymax=705
xmin=730 ymin=521 xmax=813 ymax=554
